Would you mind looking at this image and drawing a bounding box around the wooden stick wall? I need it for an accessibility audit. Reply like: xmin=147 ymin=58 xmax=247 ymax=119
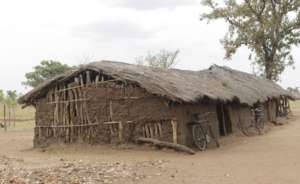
xmin=34 ymin=70 xmax=179 ymax=145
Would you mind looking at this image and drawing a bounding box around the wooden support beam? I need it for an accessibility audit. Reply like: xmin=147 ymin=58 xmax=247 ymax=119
xmin=144 ymin=124 xmax=150 ymax=138
xmin=95 ymin=75 xmax=100 ymax=85
xmin=110 ymin=97 xmax=141 ymax=101
xmin=154 ymin=122 xmax=159 ymax=138
xmin=136 ymin=137 xmax=195 ymax=155
xmin=36 ymin=122 xmax=102 ymax=128
xmin=3 ymin=104 xmax=7 ymax=132
xmin=47 ymin=98 xmax=89 ymax=104
xmin=86 ymin=71 xmax=91 ymax=84
xmin=80 ymin=74 xmax=84 ymax=87
xmin=118 ymin=122 xmax=123 ymax=143
xmin=171 ymin=119 xmax=178 ymax=144
xmin=158 ymin=122 xmax=162 ymax=137
xmin=104 ymin=121 xmax=121 ymax=125
xmin=149 ymin=124 xmax=154 ymax=138
xmin=221 ymin=104 xmax=227 ymax=136
xmin=109 ymin=100 xmax=113 ymax=121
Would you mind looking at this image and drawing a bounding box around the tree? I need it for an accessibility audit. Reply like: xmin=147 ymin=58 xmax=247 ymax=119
xmin=0 ymin=90 xmax=4 ymax=103
xmin=201 ymin=0 xmax=300 ymax=81
xmin=287 ymin=86 xmax=300 ymax=99
xmin=23 ymin=60 xmax=75 ymax=88
xmin=135 ymin=49 xmax=180 ymax=69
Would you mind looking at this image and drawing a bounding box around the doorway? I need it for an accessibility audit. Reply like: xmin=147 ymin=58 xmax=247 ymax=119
xmin=216 ymin=104 xmax=232 ymax=136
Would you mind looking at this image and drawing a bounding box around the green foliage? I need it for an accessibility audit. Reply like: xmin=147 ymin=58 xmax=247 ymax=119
xmin=0 ymin=90 xmax=18 ymax=108
xmin=22 ymin=60 xmax=75 ymax=88
xmin=201 ymin=0 xmax=300 ymax=81
xmin=135 ymin=49 xmax=180 ymax=69
xmin=0 ymin=90 xmax=4 ymax=103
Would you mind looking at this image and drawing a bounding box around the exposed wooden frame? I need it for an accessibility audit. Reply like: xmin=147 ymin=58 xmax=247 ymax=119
xmin=171 ymin=119 xmax=178 ymax=144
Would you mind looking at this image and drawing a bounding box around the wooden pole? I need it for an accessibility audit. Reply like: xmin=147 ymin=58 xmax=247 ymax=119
xmin=118 ymin=122 xmax=123 ymax=143
xmin=221 ymin=104 xmax=227 ymax=136
xmin=136 ymin=137 xmax=195 ymax=155
xmin=95 ymin=75 xmax=100 ymax=86
xmin=171 ymin=120 xmax=178 ymax=144
xmin=4 ymin=104 xmax=7 ymax=132
xmin=86 ymin=71 xmax=91 ymax=85
xmin=109 ymin=100 xmax=114 ymax=137
xmin=109 ymin=100 xmax=113 ymax=121
xmin=8 ymin=106 xmax=11 ymax=128
xmin=158 ymin=122 xmax=162 ymax=137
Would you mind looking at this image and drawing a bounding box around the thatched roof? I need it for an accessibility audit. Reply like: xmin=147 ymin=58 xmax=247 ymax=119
xmin=19 ymin=60 xmax=292 ymax=106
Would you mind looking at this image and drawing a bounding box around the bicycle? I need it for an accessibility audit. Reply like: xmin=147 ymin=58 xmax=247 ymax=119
xmin=188 ymin=112 xmax=220 ymax=151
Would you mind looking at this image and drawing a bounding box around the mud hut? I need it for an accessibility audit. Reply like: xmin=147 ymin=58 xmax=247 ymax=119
xmin=18 ymin=61 xmax=292 ymax=148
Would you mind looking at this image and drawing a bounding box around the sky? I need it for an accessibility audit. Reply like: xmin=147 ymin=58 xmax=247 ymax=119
xmin=0 ymin=0 xmax=299 ymax=94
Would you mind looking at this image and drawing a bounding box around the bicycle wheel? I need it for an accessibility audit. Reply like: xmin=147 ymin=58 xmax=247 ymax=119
xmin=192 ymin=125 xmax=207 ymax=151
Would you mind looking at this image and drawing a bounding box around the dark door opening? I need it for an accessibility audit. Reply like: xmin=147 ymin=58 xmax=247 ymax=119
xmin=216 ymin=104 xmax=232 ymax=136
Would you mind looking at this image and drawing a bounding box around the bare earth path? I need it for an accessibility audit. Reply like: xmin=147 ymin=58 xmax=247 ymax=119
xmin=1 ymin=110 xmax=300 ymax=183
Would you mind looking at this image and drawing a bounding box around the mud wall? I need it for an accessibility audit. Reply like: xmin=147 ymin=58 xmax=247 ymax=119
xmin=266 ymin=99 xmax=278 ymax=122
xmin=83 ymin=84 xmax=219 ymax=146
xmin=227 ymin=104 xmax=252 ymax=133
xmin=170 ymin=103 xmax=219 ymax=147
xmin=33 ymin=81 xmax=220 ymax=148
xmin=227 ymin=99 xmax=278 ymax=135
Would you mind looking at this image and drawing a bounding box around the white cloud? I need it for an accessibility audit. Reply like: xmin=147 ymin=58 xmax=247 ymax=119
xmin=0 ymin=0 xmax=299 ymax=93
xmin=73 ymin=19 xmax=156 ymax=40
xmin=106 ymin=0 xmax=199 ymax=10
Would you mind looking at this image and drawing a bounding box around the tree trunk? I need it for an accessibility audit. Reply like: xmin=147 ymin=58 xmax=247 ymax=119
xmin=264 ymin=59 xmax=273 ymax=80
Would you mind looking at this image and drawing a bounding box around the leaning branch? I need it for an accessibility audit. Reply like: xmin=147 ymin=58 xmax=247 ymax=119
xmin=136 ymin=137 xmax=196 ymax=155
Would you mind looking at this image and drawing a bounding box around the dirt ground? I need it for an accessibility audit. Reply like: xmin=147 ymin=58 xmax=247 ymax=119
xmin=1 ymin=108 xmax=300 ymax=183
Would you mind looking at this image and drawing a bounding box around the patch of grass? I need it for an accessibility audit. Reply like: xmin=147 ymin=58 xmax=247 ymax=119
xmin=291 ymin=100 xmax=300 ymax=110
xmin=0 ymin=120 xmax=34 ymax=132
xmin=0 ymin=104 xmax=35 ymax=119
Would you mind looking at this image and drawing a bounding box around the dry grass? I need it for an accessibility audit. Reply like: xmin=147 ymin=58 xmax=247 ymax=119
xmin=0 ymin=103 xmax=35 ymax=119
xmin=0 ymin=120 xmax=34 ymax=132
xmin=291 ymin=100 xmax=300 ymax=110
xmin=0 ymin=103 xmax=34 ymax=132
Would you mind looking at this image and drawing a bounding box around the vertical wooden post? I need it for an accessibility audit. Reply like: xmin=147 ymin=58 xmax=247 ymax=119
xmin=3 ymin=104 xmax=7 ymax=132
xmin=109 ymin=100 xmax=113 ymax=121
xmin=8 ymin=107 xmax=11 ymax=128
xmin=221 ymin=104 xmax=227 ymax=136
xmin=171 ymin=119 xmax=178 ymax=144
xmin=149 ymin=124 xmax=154 ymax=138
xmin=80 ymin=74 xmax=84 ymax=87
xmin=158 ymin=122 xmax=162 ymax=137
xmin=95 ymin=75 xmax=100 ymax=86
xmin=109 ymin=100 xmax=114 ymax=136
xmin=144 ymin=124 xmax=150 ymax=138
xmin=118 ymin=122 xmax=123 ymax=143
xmin=86 ymin=71 xmax=91 ymax=85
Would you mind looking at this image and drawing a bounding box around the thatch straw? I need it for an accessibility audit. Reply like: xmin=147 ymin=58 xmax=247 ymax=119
xmin=18 ymin=60 xmax=292 ymax=106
